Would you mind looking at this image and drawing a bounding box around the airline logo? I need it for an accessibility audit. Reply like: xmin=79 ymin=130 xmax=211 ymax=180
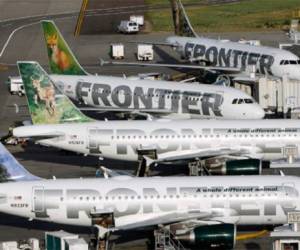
xmin=184 ymin=43 xmax=275 ymax=75
xmin=76 ymin=82 xmax=224 ymax=116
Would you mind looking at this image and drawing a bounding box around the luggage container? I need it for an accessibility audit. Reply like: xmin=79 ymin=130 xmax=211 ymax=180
xmin=64 ymin=238 xmax=88 ymax=250
xmin=0 ymin=241 xmax=18 ymax=250
xmin=137 ymin=44 xmax=153 ymax=61
xmin=7 ymin=76 xmax=24 ymax=96
xmin=110 ymin=43 xmax=124 ymax=59
xmin=130 ymin=15 xmax=144 ymax=26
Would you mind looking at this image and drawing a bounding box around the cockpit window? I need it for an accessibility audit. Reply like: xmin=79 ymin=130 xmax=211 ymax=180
xmin=232 ymin=98 xmax=238 ymax=104
xmin=232 ymin=98 xmax=255 ymax=104
xmin=244 ymin=99 xmax=254 ymax=104
xmin=280 ymin=60 xmax=300 ymax=65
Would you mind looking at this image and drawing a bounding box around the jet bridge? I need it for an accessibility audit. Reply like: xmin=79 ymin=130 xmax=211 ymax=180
xmin=234 ymin=75 xmax=300 ymax=118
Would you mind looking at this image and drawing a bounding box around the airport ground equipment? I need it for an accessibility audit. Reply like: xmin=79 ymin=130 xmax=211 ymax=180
xmin=45 ymin=231 xmax=78 ymax=250
xmin=154 ymin=226 xmax=186 ymax=250
xmin=137 ymin=44 xmax=153 ymax=61
xmin=0 ymin=238 xmax=39 ymax=250
xmin=130 ymin=15 xmax=144 ymax=26
xmin=7 ymin=76 xmax=24 ymax=96
xmin=118 ymin=20 xmax=139 ymax=34
xmin=271 ymin=211 xmax=300 ymax=250
xmin=110 ymin=44 xmax=124 ymax=59
xmin=64 ymin=238 xmax=88 ymax=250
xmin=0 ymin=241 xmax=18 ymax=250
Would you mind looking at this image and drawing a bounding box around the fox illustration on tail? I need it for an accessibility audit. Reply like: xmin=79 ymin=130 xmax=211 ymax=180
xmin=41 ymin=20 xmax=88 ymax=75
xmin=17 ymin=61 xmax=93 ymax=125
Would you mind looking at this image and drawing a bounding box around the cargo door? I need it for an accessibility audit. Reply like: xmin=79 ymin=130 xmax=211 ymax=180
xmin=32 ymin=186 xmax=44 ymax=213
xmin=87 ymin=127 xmax=98 ymax=150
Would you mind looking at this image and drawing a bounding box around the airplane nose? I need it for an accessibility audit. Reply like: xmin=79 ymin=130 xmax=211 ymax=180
xmin=254 ymin=106 xmax=265 ymax=119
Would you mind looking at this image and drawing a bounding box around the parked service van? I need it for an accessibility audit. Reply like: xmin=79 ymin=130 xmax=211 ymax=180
xmin=130 ymin=15 xmax=144 ymax=26
xmin=118 ymin=20 xmax=139 ymax=34
xmin=7 ymin=76 xmax=24 ymax=96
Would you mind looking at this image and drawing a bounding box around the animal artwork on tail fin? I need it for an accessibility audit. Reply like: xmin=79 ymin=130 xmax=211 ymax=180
xmin=17 ymin=61 xmax=93 ymax=124
xmin=42 ymin=20 xmax=88 ymax=75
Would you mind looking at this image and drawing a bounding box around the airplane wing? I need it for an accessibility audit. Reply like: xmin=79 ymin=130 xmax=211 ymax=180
xmin=145 ymin=146 xmax=260 ymax=166
xmin=100 ymin=59 xmax=241 ymax=74
xmin=80 ymin=107 xmax=179 ymax=120
xmin=117 ymin=209 xmax=212 ymax=230
xmin=13 ymin=126 xmax=65 ymax=139
xmin=80 ymin=107 xmax=172 ymax=114
xmin=116 ymin=207 xmax=239 ymax=231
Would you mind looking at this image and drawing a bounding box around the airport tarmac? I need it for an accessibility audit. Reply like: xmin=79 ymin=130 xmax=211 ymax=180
xmin=0 ymin=1 xmax=299 ymax=249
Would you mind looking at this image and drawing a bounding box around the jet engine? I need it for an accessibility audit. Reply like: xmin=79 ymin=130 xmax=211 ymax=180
xmin=205 ymin=158 xmax=261 ymax=175
xmin=175 ymin=223 xmax=236 ymax=249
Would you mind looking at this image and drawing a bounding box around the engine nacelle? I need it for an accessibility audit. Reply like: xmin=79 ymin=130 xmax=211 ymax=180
xmin=207 ymin=159 xmax=261 ymax=175
xmin=175 ymin=223 xmax=236 ymax=249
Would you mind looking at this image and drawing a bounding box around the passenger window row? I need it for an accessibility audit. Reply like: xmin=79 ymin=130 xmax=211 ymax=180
xmin=111 ymin=133 xmax=297 ymax=140
xmin=73 ymin=192 xmax=280 ymax=201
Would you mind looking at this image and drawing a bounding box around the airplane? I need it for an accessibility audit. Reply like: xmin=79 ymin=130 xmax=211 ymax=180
xmin=0 ymin=142 xmax=299 ymax=249
xmin=13 ymin=61 xmax=300 ymax=174
xmin=103 ymin=0 xmax=300 ymax=82
xmin=40 ymin=20 xmax=264 ymax=120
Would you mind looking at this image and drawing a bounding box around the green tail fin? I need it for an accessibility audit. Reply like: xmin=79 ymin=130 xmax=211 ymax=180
xmin=41 ymin=20 xmax=88 ymax=75
xmin=170 ymin=0 xmax=197 ymax=37
xmin=17 ymin=61 xmax=93 ymax=125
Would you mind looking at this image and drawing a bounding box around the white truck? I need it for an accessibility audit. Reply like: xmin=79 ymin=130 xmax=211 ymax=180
xmin=118 ymin=20 xmax=139 ymax=34
xmin=110 ymin=43 xmax=124 ymax=59
xmin=7 ymin=76 xmax=24 ymax=96
xmin=130 ymin=15 xmax=144 ymax=26
xmin=137 ymin=44 xmax=154 ymax=61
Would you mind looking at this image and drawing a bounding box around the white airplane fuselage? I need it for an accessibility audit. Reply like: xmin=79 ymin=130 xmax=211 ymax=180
xmin=50 ymin=75 xmax=264 ymax=120
xmin=0 ymin=175 xmax=299 ymax=228
xmin=166 ymin=36 xmax=300 ymax=80
xmin=14 ymin=119 xmax=300 ymax=162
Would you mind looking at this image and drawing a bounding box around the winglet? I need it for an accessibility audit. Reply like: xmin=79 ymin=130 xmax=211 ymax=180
xmin=17 ymin=61 xmax=93 ymax=125
xmin=41 ymin=20 xmax=88 ymax=75
xmin=0 ymin=142 xmax=40 ymax=181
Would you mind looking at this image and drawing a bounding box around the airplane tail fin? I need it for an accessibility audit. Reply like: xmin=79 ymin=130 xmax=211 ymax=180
xmin=17 ymin=61 xmax=93 ymax=125
xmin=41 ymin=20 xmax=88 ymax=75
xmin=0 ymin=142 xmax=40 ymax=181
xmin=170 ymin=0 xmax=197 ymax=37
